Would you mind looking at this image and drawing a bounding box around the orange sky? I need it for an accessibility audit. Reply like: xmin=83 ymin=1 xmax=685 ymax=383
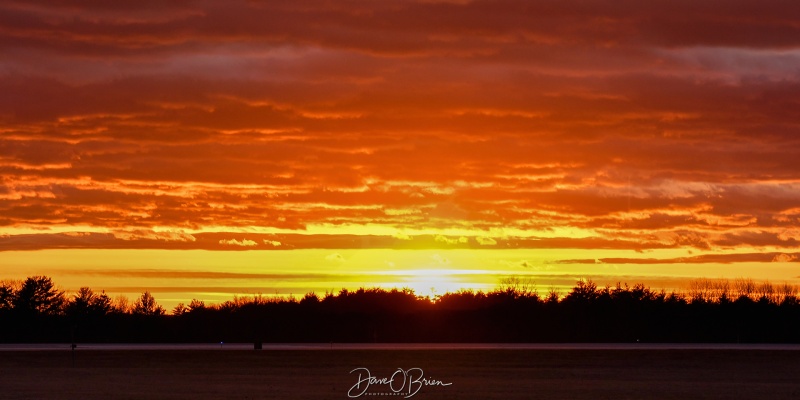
xmin=1 ymin=1 xmax=800 ymax=306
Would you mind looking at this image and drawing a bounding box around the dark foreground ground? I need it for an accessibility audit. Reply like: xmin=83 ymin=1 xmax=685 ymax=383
xmin=1 ymin=348 xmax=799 ymax=399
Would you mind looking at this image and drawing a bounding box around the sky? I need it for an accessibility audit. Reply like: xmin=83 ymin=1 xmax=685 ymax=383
xmin=2 ymin=0 xmax=800 ymax=308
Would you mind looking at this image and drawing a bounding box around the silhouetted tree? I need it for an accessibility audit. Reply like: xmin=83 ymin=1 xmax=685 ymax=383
xmin=498 ymin=276 xmax=537 ymax=298
xmin=437 ymin=289 xmax=488 ymax=311
xmin=172 ymin=303 xmax=187 ymax=315
xmin=300 ymin=292 xmax=320 ymax=305
xmin=563 ymin=279 xmax=599 ymax=304
xmin=545 ymin=287 xmax=560 ymax=304
xmin=113 ymin=295 xmax=131 ymax=314
xmin=187 ymin=298 xmax=206 ymax=312
xmin=13 ymin=276 xmax=65 ymax=315
xmin=0 ymin=280 xmax=18 ymax=311
xmin=66 ymin=287 xmax=113 ymax=318
xmin=2 ymin=275 xmax=800 ymax=343
xmin=132 ymin=291 xmax=165 ymax=316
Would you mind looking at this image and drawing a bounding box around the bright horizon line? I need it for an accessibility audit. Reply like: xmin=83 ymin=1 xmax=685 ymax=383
xmin=7 ymin=272 xmax=796 ymax=316
xmin=5 ymin=248 xmax=800 ymax=311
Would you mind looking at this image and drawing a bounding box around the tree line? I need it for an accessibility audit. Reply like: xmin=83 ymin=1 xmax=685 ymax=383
xmin=2 ymin=275 xmax=800 ymax=343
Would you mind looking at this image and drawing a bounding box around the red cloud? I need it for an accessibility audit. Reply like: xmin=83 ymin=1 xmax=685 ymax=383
xmin=1 ymin=0 xmax=799 ymax=257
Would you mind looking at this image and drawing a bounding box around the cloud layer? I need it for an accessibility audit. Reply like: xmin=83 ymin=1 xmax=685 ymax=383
xmin=2 ymin=0 xmax=799 ymax=262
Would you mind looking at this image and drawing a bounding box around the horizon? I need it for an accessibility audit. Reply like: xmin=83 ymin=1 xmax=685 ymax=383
xmin=4 ymin=249 xmax=799 ymax=311
xmin=2 ymin=1 xmax=800 ymax=312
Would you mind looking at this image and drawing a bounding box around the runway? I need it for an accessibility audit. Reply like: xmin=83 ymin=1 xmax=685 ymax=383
xmin=3 ymin=342 xmax=800 ymax=351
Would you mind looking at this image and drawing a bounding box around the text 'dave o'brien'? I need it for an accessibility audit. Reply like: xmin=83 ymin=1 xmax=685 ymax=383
xmin=348 ymin=367 xmax=453 ymax=398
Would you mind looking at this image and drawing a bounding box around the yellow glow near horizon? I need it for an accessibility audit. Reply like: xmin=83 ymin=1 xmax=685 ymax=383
xmin=374 ymin=269 xmax=496 ymax=297
xmin=4 ymin=248 xmax=800 ymax=310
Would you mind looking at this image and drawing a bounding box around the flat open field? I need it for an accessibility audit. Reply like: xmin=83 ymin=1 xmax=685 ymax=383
xmin=1 ymin=348 xmax=799 ymax=399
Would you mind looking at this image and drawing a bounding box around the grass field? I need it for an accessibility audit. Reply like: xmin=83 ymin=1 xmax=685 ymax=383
xmin=1 ymin=348 xmax=799 ymax=399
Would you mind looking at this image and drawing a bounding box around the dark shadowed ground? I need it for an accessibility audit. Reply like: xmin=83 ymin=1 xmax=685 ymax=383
xmin=1 ymin=348 xmax=799 ymax=399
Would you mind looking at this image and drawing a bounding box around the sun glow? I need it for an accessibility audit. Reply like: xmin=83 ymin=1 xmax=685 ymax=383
xmin=375 ymin=269 xmax=495 ymax=297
